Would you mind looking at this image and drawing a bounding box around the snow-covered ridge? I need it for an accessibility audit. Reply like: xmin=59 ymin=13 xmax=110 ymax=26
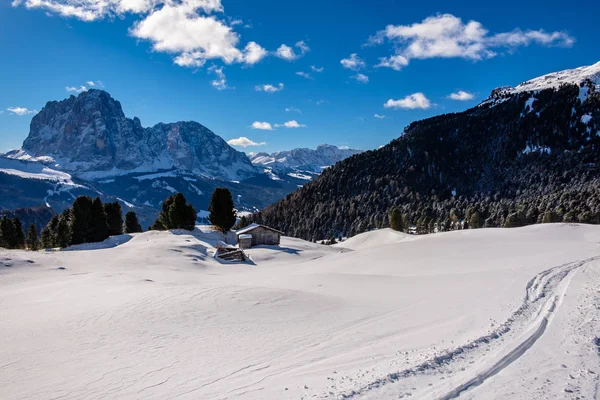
xmin=481 ymin=61 xmax=600 ymax=106
xmin=511 ymin=61 xmax=600 ymax=93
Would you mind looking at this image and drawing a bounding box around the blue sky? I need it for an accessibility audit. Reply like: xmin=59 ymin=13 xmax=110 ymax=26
xmin=1 ymin=0 xmax=599 ymax=154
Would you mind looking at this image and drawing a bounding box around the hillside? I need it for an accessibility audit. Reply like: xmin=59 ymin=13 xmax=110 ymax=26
xmin=251 ymin=62 xmax=600 ymax=241
xmin=1 ymin=224 xmax=599 ymax=399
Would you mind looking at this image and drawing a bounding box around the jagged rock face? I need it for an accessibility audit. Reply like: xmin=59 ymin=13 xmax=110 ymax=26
xmin=251 ymin=144 xmax=363 ymax=173
xmin=21 ymin=90 xmax=256 ymax=181
xmin=25 ymin=90 xmax=147 ymax=171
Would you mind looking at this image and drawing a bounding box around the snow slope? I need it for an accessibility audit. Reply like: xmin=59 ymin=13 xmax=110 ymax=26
xmin=1 ymin=224 xmax=599 ymax=400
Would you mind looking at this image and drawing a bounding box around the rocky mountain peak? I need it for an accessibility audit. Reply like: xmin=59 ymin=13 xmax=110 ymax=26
xmin=16 ymin=90 xmax=257 ymax=181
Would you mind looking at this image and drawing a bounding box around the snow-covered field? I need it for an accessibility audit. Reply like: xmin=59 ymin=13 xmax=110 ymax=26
xmin=1 ymin=224 xmax=599 ymax=400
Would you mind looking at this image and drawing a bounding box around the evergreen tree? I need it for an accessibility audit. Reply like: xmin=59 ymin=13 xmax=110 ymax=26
xmin=389 ymin=207 xmax=404 ymax=231
xmin=13 ymin=218 xmax=25 ymax=249
xmin=542 ymin=210 xmax=560 ymax=223
xmin=124 ymin=211 xmax=143 ymax=233
xmin=55 ymin=214 xmax=72 ymax=248
xmin=0 ymin=216 xmax=14 ymax=248
xmin=104 ymin=201 xmax=124 ymax=236
xmin=70 ymin=196 xmax=94 ymax=245
xmin=90 ymin=197 xmax=109 ymax=243
xmin=26 ymin=224 xmax=40 ymax=251
xmin=208 ymin=188 xmax=236 ymax=232
xmin=154 ymin=193 xmax=197 ymax=231
xmin=235 ymin=215 xmax=250 ymax=230
xmin=40 ymin=226 xmax=54 ymax=249
xmin=469 ymin=211 xmax=483 ymax=229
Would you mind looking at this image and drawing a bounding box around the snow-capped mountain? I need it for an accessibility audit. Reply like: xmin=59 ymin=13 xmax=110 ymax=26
xmin=482 ymin=61 xmax=600 ymax=106
xmin=250 ymin=144 xmax=362 ymax=180
xmin=6 ymin=90 xmax=256 ymax=181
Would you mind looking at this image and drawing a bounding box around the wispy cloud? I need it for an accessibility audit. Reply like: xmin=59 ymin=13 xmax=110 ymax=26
xmin=227 ymin=137 xmax=266 ymax=147
xmin=340 ymin=53 xmax=366 ymax=71
xmin=296 ymin=71 xmax=312 ymax=79
xmin=275 ymin=41 xmax=310 ymax=61
xmin=6 ymin=107 xmax=36 ymax=115
xmin=374 ymin=114 xmax=386 ymax=119
xmin=255 ymin=83 xmax=284 ymax=93
xmin=384 ymin=93 xmax=431 ymax=109
xmin=370 ymin=14 xmax=575 ymax=71
xmin=310 ymin=65 xmax=324 ymax=73
xmin=208 ymin=65 xmax=231 ymax=90
xmin=351 ymin=73 xmax=369 ymax=84
xmin=66 ymin=85 xmax=88 ymax=93
xmin=448 ymin=90 xmax=474 ymax=101
xmin=285 ymin=106 xmax=302 ymax=113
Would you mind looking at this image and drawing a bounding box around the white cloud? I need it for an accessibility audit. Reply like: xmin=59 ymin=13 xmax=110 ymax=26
xmin=315 ymin=99 xmax=327 ymax=105
xmin=339 ymin=145 xmax=350 ymax=150
xmin=14 ymin=0 xmax=270 ymax=70
xmin=275 ymin=120 xmax=306 ymax=128
xmin=351 ymin=73 xmax=369 ymax=83
xmin=448 ymin=90 xmax=474 ymax=101
xmin=370 ymin=14 xmax=575 ymax=70
xmin=250 ymin=121 xmax=273 ymax=130
xmin=255 ymin=83 xmax=284 ymax=93
xmin=242 ymin=41 xmax=267 ymax=65
xmin=208 ymin=65 xmax=230 ymax=90
xmin=374 ymin=114 xmax=386 ymax=119
xmin=285 ymin=106 xmax=301 ymax=113
xmin=311 ymin=65 xmax=324 ymax=72
xmin=66 ymin=85 xmax=88 ymax=93
xmin=340 ymin=53 xmax=366 ymax=70
xmin=296 ymin=71 xmax=312 ymax=79
xmin=86 ymin=81 xmax=96 ymax=86
xmin=384 ymin=92 xmax=431 ymax=109
xmin=7 ymin=107 xmax=36 ymax=115
xmin=227 ymin=136 xmax=266 ymax=147
xmin=12 ymin=0 xmax=223 ymax=20
xmin=275 ymin=41 xmax=310 ymax=61
xmin=376 ymin=54 xmax=409 ymax=71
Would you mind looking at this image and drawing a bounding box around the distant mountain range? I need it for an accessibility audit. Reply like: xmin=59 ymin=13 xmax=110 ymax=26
xmin=251 ymin=61 xmax=600 ymax=240
xmin=250 ymin=145 xmax=363 ymax=181
xmin=0 ymin=90 xmax=360 ymax=228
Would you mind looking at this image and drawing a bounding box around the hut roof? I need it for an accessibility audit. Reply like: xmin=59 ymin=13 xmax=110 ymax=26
xmin=236 ymin=223 xmax=284 ymax=236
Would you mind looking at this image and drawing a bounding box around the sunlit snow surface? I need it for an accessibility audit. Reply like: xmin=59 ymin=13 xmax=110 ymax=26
xmin=1 ymin=224 xmax=599 ymax=399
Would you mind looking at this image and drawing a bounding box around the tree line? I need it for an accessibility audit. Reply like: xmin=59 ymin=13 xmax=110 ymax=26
xmin=0 ymin=187 xmax=241 ymax=250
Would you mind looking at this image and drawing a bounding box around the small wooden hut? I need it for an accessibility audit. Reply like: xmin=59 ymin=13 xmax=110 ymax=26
xmin=236 ymin=224 xmax=283 ymax=247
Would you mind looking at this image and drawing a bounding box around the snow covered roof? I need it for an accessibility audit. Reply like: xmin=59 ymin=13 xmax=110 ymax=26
xmin=236 ymin=223 xmax=284 ymax=235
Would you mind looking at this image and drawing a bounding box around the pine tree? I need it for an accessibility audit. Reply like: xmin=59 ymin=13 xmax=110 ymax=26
xmin=41 ymin=226 xmax=53 ymax=249
xmin=154 ymin=193 xmax=197 ymax=231
xmin=235 ymin=215 xmax=250 ymax=230
xmin=90 ymin=197 xmax=109 ymax=242
xmin=124 ymin=211 xmax=142 ymax=233
xmin=0 ymin=216 xmax=13 ymax=248
xmin=70 ymin=196 xmax=94 ymax=245
xmin=55 ymin=214 xmax=72 ymax=248
xmin=389 ymin=207 xmax=404 ymax=231
xmin=208 ymin=188 xmax=236 ymax=232
xmin=13 ymin=218 xmax=26 ymax=249
xmin=104 ymin=201 xmax=124 ymax=236
xmin=469 ymin=211 xmax=483 ymax=229
xmin=26 ymin=224 xmax=40 ymax=251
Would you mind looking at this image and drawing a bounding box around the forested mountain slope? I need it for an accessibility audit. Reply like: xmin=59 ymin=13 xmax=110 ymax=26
xmin=251 ymin=64 xmax=600 ymax=241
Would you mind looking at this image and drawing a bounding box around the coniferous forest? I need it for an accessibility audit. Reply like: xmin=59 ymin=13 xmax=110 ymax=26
xmin=250 ymin=82 xmax=600 ymax=241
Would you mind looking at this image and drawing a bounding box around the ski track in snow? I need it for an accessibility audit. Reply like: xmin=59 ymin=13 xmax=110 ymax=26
xmin=340 ymin=257 xmax=599 ymax=400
